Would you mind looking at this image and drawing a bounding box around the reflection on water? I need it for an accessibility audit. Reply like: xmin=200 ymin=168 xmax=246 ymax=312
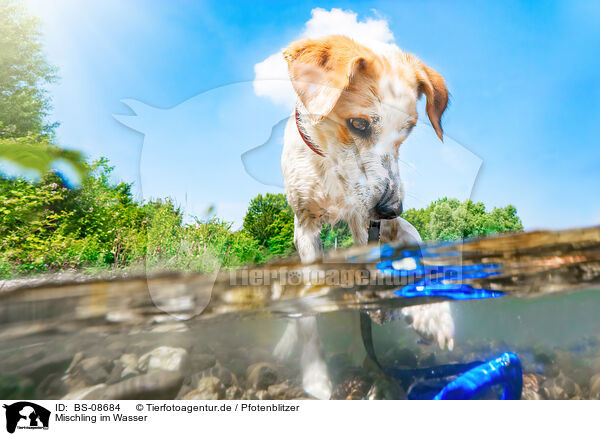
xmin=1 ymin=226 xmax=599 ymax=399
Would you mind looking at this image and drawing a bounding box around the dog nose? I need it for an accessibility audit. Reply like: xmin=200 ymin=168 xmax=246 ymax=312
xmin=375 ymin=199 xmax=403 ymax=220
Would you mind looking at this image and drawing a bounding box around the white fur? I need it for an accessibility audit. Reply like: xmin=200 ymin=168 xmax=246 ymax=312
xmin=276 ymin=37 xmax=454 ymax=400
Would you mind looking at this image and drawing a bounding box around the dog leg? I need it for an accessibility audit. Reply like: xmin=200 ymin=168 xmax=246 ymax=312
xmin=293 ymin=215 xmax=323 ymax=264
xmin=274 ymin=217 xmax=323 ymax=359
xmin=274 ymin=216 xmax=331 ymax=398
xmin=380 ymin=217 xmax=455 ymax=351
xmin=273 ymin=318 xmax=298 ymax=360
xmin=298 ymin=317 xmax=332 ymax=399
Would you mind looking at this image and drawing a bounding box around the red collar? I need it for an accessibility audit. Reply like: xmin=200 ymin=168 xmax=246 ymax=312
xmin=295 ymin=108 xmax=325 ymax=157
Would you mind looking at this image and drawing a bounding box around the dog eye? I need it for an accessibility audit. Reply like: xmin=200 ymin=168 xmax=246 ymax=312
xmin=347 ymin=118 xmax=370 ymax=132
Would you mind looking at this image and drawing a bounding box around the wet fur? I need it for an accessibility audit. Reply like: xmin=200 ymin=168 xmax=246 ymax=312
xmin=277 ymin=35 xmax=454 ymax=399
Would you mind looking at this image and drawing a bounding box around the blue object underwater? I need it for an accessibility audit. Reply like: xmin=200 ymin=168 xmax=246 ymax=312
xmin=362 ymin=242 xmax=522 ymax=399
xmin=432 ymin=352 xmax=523 ymax=400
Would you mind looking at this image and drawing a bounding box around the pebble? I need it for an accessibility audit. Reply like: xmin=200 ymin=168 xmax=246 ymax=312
xmin=522 ymin=373 xmax=543 ymax=400
xmin=541 ymin=374 xmax=581 ymax=400
xmin=185 ymin=377 xmax=225 ymax=400
xmin=225 ymin=385 xmax=243 ymax=400
xmin=203 ymin=365 xmax=236 ymax=388
xmin=267 ymin=382 xmax=291 ymax=399
xmin=120 ymin=354 xmax=140 ymax=379
xmin=138 ymin=346 xmax=189 ymax=373
xmin=75 ymin=357 xmax=112 ymax=385
xmin=246 ymin=362 xmax=278 ymax=390
xmin=332 ymin=368 xmax=372 ymax=400
xmin=589 ymin=374 xmax=600 ymax=399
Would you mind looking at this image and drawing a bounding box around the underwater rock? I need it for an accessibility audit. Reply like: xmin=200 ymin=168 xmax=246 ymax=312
xmin=75 ymin=356 xmax=112 ymax=385
xmin=247 ymin=362 xmax=279 ymax=390
xmin=241 ymin=388 xmax=258 ymax=400
xmin=255 ymin=390 xmax=272 ymax=400
xmin=105 ymin=361 xmax=124 ymax=385
xmin=119 ymin=353 xmax=140 ymax=379
xmin=522 ymin=373 xmax=543 ymax=400
xmin=85 ymin=370 xmax=184 ymax=400
xmin=541 ymin=374 xmax=581 ymax=400
xmin=63 ymin=355 xmax=112 ymax=391
xmin=184 ymin=377 xmax=225 ymax=400
xmin=589 ymin=374 xmax=600 ymax=399
xmin=65 ymin=352 xmax=85 ymax=374
xmin=332 ymin=368 xmax=373 ymax=400
xmin=203 ymin=364 xmax=237 ymax=388
xmin=267 ymin=382 xmax=291 ymax=399
xmin=225 ymin=385 xmax=244 ymax=400
xmin=138 ymin=346 xmax=189 ymax=373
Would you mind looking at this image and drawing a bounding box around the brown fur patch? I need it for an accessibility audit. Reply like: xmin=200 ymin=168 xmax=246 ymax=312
xmin=283 ymin=35 xmax=384 ymax=122
xmin=380 ymin=218 xmax=400 ymax=243
xmin=336 ymin=123 xmax=351 ymax=144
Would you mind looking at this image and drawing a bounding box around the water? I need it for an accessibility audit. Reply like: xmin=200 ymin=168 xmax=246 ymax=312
xmin=1 ymin=226 xmax=599 ymax=399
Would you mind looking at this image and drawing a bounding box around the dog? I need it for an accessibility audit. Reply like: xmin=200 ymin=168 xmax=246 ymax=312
xmin=276 ymin=35 xmax=454 ymax=399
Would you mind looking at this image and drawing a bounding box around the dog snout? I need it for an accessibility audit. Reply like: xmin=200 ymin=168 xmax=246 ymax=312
xmin=375 ymin=199 xmax=403 ymax=220
xmin=374 ymin=183 xmax=403 ymax=220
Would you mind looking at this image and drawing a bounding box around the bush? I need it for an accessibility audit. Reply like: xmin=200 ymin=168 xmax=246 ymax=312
xmin=0 ymin=154 xmax=524 ymax=279
xmin=403 ymin=197 xmax=524 ymax=241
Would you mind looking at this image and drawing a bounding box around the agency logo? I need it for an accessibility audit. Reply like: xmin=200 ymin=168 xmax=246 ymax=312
xmin=2 ymin=402 xmax=50 ymax=434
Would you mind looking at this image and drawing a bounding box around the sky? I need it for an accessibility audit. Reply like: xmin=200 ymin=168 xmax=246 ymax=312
xmin=24 ymin=0 xmax=600 ymax=230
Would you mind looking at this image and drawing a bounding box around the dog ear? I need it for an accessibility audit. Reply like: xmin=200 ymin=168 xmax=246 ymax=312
xmin=416 ymin=63 xmax=448 ymax=141
xmin=283 ymin=36 xmax=377 ymax=124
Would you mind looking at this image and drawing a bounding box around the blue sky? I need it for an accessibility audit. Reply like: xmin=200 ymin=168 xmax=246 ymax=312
xmin=25 ymin=0 xmax=600 ymax=230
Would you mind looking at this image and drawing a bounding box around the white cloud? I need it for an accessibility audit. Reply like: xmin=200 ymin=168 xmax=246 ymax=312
xmin=252 ymin=8 xmax=395 ymax=108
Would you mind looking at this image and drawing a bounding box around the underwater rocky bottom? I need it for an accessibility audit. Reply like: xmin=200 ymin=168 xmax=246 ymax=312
xmin=2 ymin=307 xmax=600 ymax=401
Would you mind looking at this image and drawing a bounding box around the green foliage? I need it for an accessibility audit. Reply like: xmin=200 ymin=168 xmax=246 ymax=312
xmin=0 ymin=158 xmax=148 ymax=274
xmin=0 ymin=0 xmax=58 ymax=138
xmin=403 ymin=197 xmax=524 ymax=241
xmin=243 ymin=193 xmax=295 ymax=257
xmin=0 ymin=157 xmax=524 ymax=279
xmin=0 ymin=160 xmax=269 ymax=277
xmin=321 ymin=221 xmax=353 ymax=249
xmin=0 ymin=136 xmax=87 ymax=180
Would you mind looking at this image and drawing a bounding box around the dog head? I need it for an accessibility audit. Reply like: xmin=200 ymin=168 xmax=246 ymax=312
xmin=284 ymin=35 xmax=448 ymax=221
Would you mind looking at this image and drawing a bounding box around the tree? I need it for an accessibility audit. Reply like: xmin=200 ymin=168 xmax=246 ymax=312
xmin=403 ymin=197 xmax=524 ymax=241
xmin=243 ymin=193 xmax=294 ymax=250
xmin=0 ymin=2 xmax=86 ymax=182
xmin=0 ymin=0 xmax=58 ymax=138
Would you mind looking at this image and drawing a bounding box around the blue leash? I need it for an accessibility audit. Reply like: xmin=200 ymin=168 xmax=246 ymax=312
xmin=359 ymin=312 xmax=522 ymax=400
xmin=360 ymin=226 xmax=523 ymax=400
xmin=432 ymin=352 xmax=523 ymax=400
